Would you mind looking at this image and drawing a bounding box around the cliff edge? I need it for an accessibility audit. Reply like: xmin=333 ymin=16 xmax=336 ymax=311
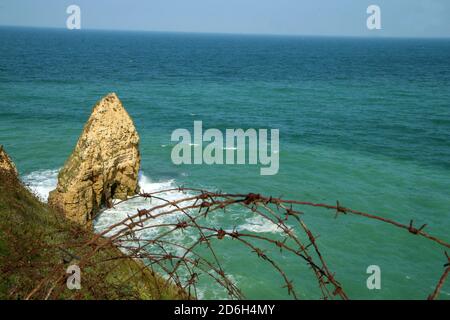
xmin=0 ymin=145 xmax=18 ymax=177
xmin=0 ymin=146 xmax=182 ymax=300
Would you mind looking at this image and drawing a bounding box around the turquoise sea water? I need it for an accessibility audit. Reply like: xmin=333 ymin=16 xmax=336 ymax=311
xmin=0 ymin=27 xmax=449 ymax=299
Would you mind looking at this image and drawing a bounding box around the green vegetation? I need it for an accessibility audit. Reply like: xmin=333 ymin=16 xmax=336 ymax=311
xmin=0 ymin=168 xmax=184 ymax=300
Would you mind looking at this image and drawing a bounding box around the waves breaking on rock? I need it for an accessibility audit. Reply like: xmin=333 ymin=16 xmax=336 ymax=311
xmin=23 ymin=169 xmax=282 ymax=236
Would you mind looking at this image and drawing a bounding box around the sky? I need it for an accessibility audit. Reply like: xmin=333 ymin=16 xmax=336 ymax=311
xmin=0 ymin=0 xmax=449 ymax=37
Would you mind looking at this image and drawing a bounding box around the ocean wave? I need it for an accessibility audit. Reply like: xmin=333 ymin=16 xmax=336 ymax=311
xmin=94 ymin=172 xmax=193 ymax=237
xmin=22 ymin=168 xmax=192 ymax=237
xmin=238 ymin=215 xmax=283 ymax=234
xmin=21 ymin=168 xmax=282 ymax=299
xmin=22 ymin=169 xmax=59 ymax=202
xmin=22 ymin=169 xmax=282 ymax=235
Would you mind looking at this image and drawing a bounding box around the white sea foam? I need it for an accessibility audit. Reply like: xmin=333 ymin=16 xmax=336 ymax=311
xmin=195 ymin=272 xmax=240 ymax=300
xmin=21 ymin=168 xmax=280 ymax=298
xmin=93 ymin=172 xmax=194 ymax=238
xmin=22 ymin=169 xmax=193 ymax=239
xmin=22 ymin=169 xmax=186 ymax=216
xmin=22 ymin=169 xmax=59 ymax=202
xmin=22 ymin=169 xmax=281 ymax=235
xmin=239 ymin=215 xmax=283 ymax=234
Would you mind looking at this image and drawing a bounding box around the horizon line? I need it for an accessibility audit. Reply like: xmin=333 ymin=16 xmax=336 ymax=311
xmin=1 ymin=24 xmax=450 ymax=40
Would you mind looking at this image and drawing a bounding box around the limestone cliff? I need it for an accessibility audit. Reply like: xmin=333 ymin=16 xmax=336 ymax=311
xmin=0 ymin=145 xmax=18 ymax=177
xmin=48 ymin=93 xmax=140 ymax=225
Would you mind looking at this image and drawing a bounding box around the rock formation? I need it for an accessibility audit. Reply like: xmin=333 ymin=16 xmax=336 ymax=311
xmin=48 ymin=93 xmax=140 ymax=226
xmin=0 ymin=145 xmax=18 ymax=177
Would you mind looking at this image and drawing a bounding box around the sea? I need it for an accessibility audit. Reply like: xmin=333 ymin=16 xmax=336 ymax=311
xmin=0 ymin=26 xmax=449 ymax=299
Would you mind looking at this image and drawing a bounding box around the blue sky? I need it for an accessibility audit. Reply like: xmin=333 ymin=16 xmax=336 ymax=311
xmin=0 ymin=0 xmax=449 ymax=37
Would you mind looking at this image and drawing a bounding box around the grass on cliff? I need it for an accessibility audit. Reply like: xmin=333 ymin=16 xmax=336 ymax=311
xmin=0 ymin=170 xmax=185 ymax=300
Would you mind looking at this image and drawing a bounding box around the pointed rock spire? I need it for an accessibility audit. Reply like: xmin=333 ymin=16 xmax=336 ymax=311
xmin=49 ymin=93 xmax=141 ymax=225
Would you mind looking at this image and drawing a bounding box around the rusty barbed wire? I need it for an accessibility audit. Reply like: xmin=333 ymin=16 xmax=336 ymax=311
xmin=427 ymin=252 xmax=450 ymax=300
xmin=19 ymin=188 xmax=450 ymax=300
